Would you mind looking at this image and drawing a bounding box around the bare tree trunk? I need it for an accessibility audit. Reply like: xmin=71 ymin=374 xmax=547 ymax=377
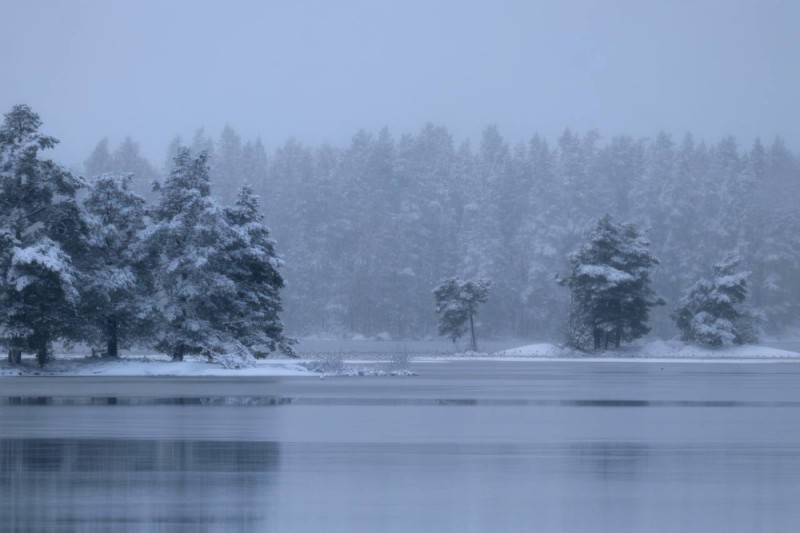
xmin=469 ymin=313 xmax=477 ymax=352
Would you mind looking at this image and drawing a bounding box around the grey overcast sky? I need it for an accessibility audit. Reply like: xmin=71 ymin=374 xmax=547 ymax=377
xmin=1 ymin=0 xmax=798 ymax=167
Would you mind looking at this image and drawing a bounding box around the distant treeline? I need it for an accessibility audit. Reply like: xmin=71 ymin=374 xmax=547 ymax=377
xmin=85 ymin=125 xmax=800 ymax=339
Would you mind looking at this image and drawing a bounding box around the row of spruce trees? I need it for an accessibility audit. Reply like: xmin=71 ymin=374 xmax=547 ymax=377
xmin=1 ymin=105 xmax=292 ymax=366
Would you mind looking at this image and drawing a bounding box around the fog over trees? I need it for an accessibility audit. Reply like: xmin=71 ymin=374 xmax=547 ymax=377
xmin=90 ymin=124 xmax=800 ymax=341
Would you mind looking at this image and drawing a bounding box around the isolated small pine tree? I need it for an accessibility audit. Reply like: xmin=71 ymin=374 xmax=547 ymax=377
xmin=672 ymin=256 xmax=761 ymax=346
xmin=433 ymin=276 xmax=490 ymax=351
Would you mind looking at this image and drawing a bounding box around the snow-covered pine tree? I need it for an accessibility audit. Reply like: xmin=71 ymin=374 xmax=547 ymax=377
xmin=148 ymin=147 xmax=291 ymax=365
xmin=0 ymin=104 xmax=86 ymax=365
xmin=223 ymin=185 xmax=294 ymax=356
xmin=147 ymin=147 xmax=242 ymax=362
xmin=433 ymin=277 xmax=491 ymax=351
xmin=560 ymin=215 xmax=663 ymax=350
xmin=672 ymin=256 xmax=762 ymax=346
xmin=81 ymin=173 xmax=155 ymax=357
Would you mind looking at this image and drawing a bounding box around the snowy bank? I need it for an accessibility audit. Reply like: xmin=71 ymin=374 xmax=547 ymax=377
xmin=494 ymin=340 xmax=800 ymax=360
xmin=0 ymin=357 xmax=313 ymax=377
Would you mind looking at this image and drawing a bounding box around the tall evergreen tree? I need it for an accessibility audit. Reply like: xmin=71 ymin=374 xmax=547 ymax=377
xmin=0 ymin=105 xmax=86 ymax=365
xmin=81 ymin=173 xmax=155 ymax=357
xmin=148 ymin=148 xmax=235 ymax=361
xmin=148 ymin=147 xmax=290 ymax=364
xmin=224 ymin=185 xmax=294 ymax=356
xmin=560 ymin=216 xmax=663 ymax=350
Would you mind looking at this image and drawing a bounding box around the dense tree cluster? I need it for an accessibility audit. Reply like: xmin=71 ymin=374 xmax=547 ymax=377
xmin=0 ymin=106 xmax=291 ymax=365
xmin=112 ymin=124 xmax=798 ymax=340
xmin=559 ymin=216 xmax=663 ymax=350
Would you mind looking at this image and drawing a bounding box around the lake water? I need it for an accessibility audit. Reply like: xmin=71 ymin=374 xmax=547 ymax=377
xmin=2 ymin=360 xmax=800 ymax=532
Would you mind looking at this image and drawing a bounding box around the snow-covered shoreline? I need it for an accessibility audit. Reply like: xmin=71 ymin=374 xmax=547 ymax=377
xmin=0 ymin=358 xmax=313 ymax=377
xmin=489 ymin=339 xmax=800 ymax=360
xmin=2 ymin=340 xmax=799 ymax=377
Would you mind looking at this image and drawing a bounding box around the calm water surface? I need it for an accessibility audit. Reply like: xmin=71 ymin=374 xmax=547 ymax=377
xmin=2 ymin=361 xmax=800 ymax=532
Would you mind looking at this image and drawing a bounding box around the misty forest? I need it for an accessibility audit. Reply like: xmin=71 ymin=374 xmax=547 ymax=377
xmin=83 ymin=115 xmax=799 ymax=341
xmin=2 ymin=102 xmax=799 ymax=364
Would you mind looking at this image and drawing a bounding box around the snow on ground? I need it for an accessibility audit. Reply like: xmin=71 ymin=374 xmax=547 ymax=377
xmin=0 ymin=357 xmax=313 ymax=377
xmin=2 ymin=339 xmax=799 ymax=377
xmin=490 ymin=339 xmax=800 ymax=361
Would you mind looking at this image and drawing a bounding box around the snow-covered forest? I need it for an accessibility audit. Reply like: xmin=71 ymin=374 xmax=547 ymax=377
xmin=84 ymin=124 xmax=800 ymax=341
xmin=1 ymin=105 xmax=291 ymax=365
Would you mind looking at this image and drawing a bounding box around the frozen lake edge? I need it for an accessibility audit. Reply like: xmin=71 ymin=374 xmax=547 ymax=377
xmin=2 ymin=340 xmax=800 ymax=377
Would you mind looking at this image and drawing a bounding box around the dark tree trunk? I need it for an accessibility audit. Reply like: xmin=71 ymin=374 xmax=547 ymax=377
xmin=172 ymin=344 xmax=184 ymax=362
xmin=469 ymin=313 xmax=477 ymax=352
xmin=35 ymin=337 xmax=49 ymax=367
xmin=8 ymin=349 xmax=21 ymax=364
xmin=106 ymin=316 xmax=119 ymax=358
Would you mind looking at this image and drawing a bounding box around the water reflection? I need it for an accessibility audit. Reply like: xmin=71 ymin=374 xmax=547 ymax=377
xmin=0 ymin=439 xmax=280 ymax=532
xmin=2 ymin=397 xmax=293 ymax=406
xmin=3 ymin=438 xmax=799 ymax=532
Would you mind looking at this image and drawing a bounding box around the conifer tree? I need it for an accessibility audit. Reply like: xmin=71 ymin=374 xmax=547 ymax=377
xmin=148 ymin=148 xmax=234 ymax=361
xmin=0 ymin=105 xmax=86 ymax=365
xmin=560 ymin=216 xmax=662 ymax=350
xmin=224 ymin=185 xmax=294 ymax=356
xmin=81 ymin=173 xmax=155 ymax=357
xmin=148 ymin=148 xmax=290 ymax=364
xmin=672 ymin=256 xmax=761 ymax=346
xmin=433 ymin=277 xmax=491 ymax=351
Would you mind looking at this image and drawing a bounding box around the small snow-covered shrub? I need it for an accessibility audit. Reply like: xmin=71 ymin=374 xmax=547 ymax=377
xmin=210 ymin=341 xmax=257 ymax=369
xmin=386 ymin=350 xmax=409 ymax=373
xmin=213 ymin=351 xmax=256 ymax=369
xmin=385 ymin=350 xmax=416 ymax=375
xmin=306 ymin=351 xmax=345 ymax=375
xmin=303 ymin=351 xmax=417 ymax=377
